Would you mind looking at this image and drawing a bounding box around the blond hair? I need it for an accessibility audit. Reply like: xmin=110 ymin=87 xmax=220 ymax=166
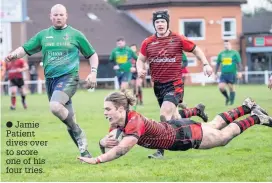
xmin=105 ymin=89 xmax=136 ymax=110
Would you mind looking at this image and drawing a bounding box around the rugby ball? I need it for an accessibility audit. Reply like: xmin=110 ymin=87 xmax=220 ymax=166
xmin=104 ymin=128 xmax=124 ymax=153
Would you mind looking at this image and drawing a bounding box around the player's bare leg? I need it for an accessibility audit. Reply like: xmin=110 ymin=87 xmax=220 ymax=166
xmin=121 ymin=81 xmax=129 ymax=90
xmin=204 ymin=97 xmax=268 ymax=130
xmin=199 ymin=108 xmax=272 ymax=149
xmin=50 ymin=90 xmax=91 ymax=157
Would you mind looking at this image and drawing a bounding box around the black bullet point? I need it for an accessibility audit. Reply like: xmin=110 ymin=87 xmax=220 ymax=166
xmin=6 ymin=121 xmax=13 ymax=128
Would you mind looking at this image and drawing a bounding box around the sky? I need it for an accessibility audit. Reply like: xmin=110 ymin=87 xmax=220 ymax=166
xmin=241 ymin=0 xmax=272 ymax=13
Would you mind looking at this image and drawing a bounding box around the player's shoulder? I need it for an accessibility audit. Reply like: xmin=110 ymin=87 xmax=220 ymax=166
xmin=171 ymin=32 xmax=182 ymax=37
xmin=125 ymin=46 xmax=132 ymax=51
xmin=218 ymin=50 xmax=225 ymax=55
xmin=231 ymin=49 xmax=240 ymax=54
xmin=35 ymin=28 xmax=50 ymax=36
xmin=128 ymin=110 xmax=141 ymax=121
xmin=142 ymin=35 xmax=156 ymax=44
xmin=66 ymin=26 xmax=86 ymax=37
xmin=67 ymin=26 xmax=80 ymax=33
xmin=111 ymin=47 xmax=119 ymax=52
xmin=170 ymin=32 xmax=186 ymax=39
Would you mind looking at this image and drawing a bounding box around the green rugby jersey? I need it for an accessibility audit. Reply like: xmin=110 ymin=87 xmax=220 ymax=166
xmin=217 ymin=50 xmax=241 ymax=73
xmin=23 ymin=26 xmax=96 ymax=78
xmin=182 ymin=52 xmax=188 ymax=67
xmin=109 ymin=46 xmax=138 ymax=72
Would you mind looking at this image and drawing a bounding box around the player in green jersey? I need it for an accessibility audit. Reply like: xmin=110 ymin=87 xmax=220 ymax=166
xmin=4 ymin=4 xmax=99 ymax=158
xmin=215 ymin=40 xmax=242 ymax=106
xmin=110 ymin=37 xmax=138 ymax=90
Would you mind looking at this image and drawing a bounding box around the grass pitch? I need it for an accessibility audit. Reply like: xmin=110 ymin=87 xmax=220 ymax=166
xmin=1 ymin=85 xmax=272 ymax=182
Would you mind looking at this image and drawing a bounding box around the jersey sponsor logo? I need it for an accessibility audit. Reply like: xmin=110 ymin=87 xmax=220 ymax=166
xmin=150 ymin=57 xmax=176 ymax=63
xmin=46 ymin=36 xmax=54 ymax=39
xmin=158 ymin=48 xmax=168 ymax=57
xmin=222 ymin=58 xmax=232 ymax=65
xmin=116 ymin=55 xmax=128 ymax=64
xmin=57 ymin=82 xmax=63 ymax=88
xmin=166 ymin=91 xmax=174 ymax=96
xmin=63 ymin=33 xmax=69 ymax=40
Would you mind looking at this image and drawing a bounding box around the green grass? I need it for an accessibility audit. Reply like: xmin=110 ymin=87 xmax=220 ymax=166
xmin=1 ymin=85 xmax=272 ymax=182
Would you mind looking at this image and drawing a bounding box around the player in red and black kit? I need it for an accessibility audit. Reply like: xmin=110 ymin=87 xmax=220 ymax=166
xmin=6 ymin=58 xmax=29 ymax=110
xmin=136 ymin=10 xmax=213 ymax=158
xmin=78 ymin=90 xmax=272 ymax=165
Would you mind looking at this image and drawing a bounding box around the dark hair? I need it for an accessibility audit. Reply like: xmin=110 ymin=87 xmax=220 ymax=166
xmin=130 ymin=44 xmax=137 ymax=48
xmin=116 ymin=37 xmax=125 ymax=42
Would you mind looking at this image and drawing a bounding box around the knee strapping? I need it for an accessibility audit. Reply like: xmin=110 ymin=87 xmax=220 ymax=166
xmin=49 ymin=102 xmax=62 ymax=115
xmin=51 ymin=90 xmax=69 ymax=105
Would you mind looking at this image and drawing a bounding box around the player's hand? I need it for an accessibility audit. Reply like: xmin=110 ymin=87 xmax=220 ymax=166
xmin=203 ymin=64 xmax=213 ymax=77
xmin=237 ymin=72 xmax=242 ymax=79
xmin=77 ymin=157 xmax=97 ymax=164
xmin=137 ymin=69 xmax=147 ymax=79
xmin=130 ymin=67 xmax=136 ymax=73
xmin=4 ymin=53 xmax=17 ymax=62
xmin=85 ymin=72 xmax=97 ymax=89
xmin=100 ymin=135 xmax=119 ymax=148
xmin=268 ymin=76 xmax=272 ymax=90
xmin=113 ymin=65 xmax=119 ymax=70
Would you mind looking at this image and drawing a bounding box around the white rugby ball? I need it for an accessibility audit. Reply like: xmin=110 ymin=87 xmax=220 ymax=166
xmin=104 ymin=128 xmax=124 ymax=153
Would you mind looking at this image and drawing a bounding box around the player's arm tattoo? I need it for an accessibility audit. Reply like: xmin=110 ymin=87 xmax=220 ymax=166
xmin=98 ymin=136 xmax=138 ymax=163
xmin=115 ymin=146 xmax=131 ymax=158
xmin=11 ymin=47 xmax=27 ymax=59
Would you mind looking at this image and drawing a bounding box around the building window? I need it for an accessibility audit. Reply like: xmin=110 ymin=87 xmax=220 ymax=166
xmin=210 ymin=56 xmax=218 ymax=66
xmin=222 ymin=18 xmax=236 ymax=40
xmin=180 ymin=19 xmax=205 ymax=40
xmin=187 ymin=57 xmax=197 ymax=67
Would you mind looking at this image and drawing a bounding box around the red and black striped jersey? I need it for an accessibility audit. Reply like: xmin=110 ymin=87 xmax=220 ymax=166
xmin=140 ymin=32 xmax=195 ymax=83
xmin=122 ymin=111 xmax=176 ymax=149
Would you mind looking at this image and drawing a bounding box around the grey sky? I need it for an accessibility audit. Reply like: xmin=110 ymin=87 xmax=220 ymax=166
xmin=242 ymin=0 xmax=272 ymax=13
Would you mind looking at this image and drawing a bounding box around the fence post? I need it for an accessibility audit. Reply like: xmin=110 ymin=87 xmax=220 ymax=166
xmin=201 ymin=73 xmax=205 ymax=86
xmin=264 ymin=70 xmax=269 ymax=85
xmin=37 ymin=80 xmax=42 ymax=94
xmin=244 ymin=66 xmax=248 ymax=84
xmin=114 ymin=76 xmax=119 ymax=90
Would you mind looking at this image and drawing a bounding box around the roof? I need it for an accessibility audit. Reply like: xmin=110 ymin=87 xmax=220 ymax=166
xmin=118 ymin=0 xmax=247 ymax=10
xmin=242 ymin=12 xmax=272 ymax=34
xmin=25 ymin=0 xmax=151 ymax=57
